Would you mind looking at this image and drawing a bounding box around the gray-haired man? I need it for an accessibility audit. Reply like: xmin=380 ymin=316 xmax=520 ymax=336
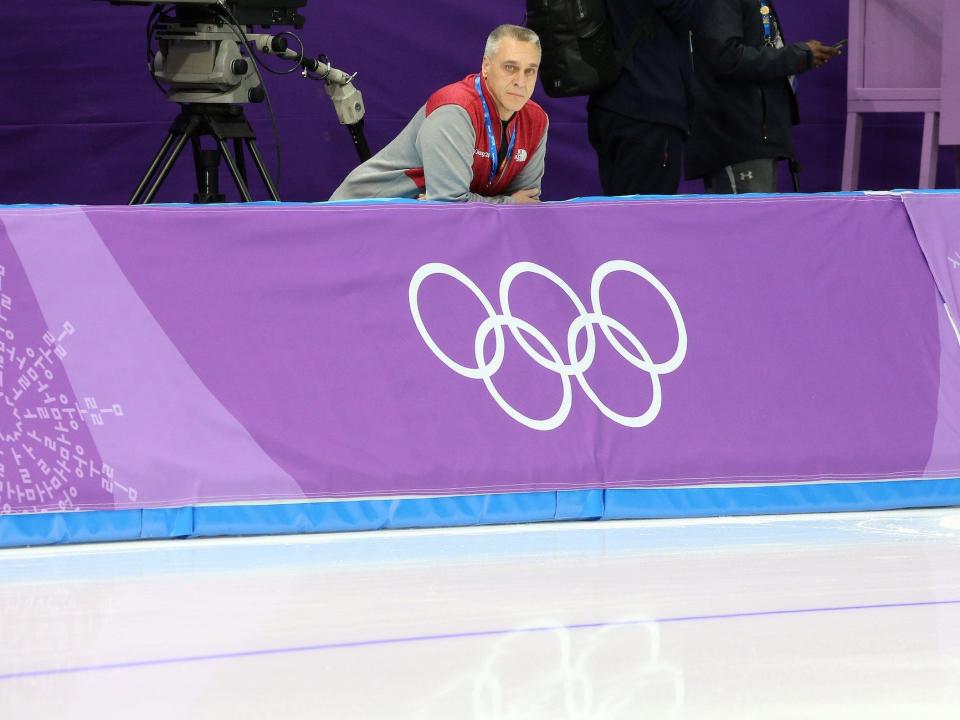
xmin=330 ymin=25 xmax=549 ymax=203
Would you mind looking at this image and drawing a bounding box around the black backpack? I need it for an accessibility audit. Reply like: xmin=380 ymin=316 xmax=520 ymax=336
xmin=525 ymin=0 xmax=650 ymax=98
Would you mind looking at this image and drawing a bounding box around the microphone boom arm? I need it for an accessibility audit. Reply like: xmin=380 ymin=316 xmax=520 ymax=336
xmin=250 ymin=34 xmax=372 ymax=161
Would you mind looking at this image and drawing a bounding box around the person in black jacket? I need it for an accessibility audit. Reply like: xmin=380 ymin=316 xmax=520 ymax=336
xmin=686 ymin=0 xmax=838 ymax=193
xmin=588 ymin=0 xmax=702 ymax=196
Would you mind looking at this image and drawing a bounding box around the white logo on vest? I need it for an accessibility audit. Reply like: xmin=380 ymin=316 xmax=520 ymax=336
xmin=515 ymin=149 xmax=528 ymax=162
xmin=409 ymin=261 xmax=687 ymax=431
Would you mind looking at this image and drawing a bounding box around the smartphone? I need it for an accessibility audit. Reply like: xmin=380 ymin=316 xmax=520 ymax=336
xmin=832 ymin=39 xmax=848 ymax=50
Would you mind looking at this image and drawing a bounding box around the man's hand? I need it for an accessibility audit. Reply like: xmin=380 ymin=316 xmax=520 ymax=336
xmin=511 ymin=188 xmax=541 ymax=204
xmin=804 ymin=40 xmax=840 ymax=69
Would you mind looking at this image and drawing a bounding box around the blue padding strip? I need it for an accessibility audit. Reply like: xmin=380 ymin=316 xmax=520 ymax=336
xmin=556 ymin=489 xmax=604 ymax=520
xmin=0 ymin=490 xmax=604 ymax=547
xmin=140 ymin=507 xmax=195 ymax=539
xmin=1 ymin=481 xmax=957 ymax=548
xmin=192 ymin=500 xmax=393 ymax=537
xmin=0 ymin=509 xmax=144 ymax=548
xmin=604 ymin=478 xmax=960 ymax=520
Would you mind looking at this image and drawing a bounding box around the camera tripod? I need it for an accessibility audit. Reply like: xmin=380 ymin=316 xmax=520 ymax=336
xmin=129 ymin=103 xmax=280 ymax=205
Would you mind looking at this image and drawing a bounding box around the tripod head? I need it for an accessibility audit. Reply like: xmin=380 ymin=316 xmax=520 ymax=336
xmin=150 ymin=21 xmax=265 ymax=104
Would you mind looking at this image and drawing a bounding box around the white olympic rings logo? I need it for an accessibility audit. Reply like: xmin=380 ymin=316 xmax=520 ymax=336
xmin=409 ymin=261 xmax=687 ymax=431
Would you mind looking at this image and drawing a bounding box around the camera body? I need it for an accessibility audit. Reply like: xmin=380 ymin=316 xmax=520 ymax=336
xmin=101 ymin=0 xmax=310 ymax=103
xmin=101 ymin=0 xmax=307 ymax=28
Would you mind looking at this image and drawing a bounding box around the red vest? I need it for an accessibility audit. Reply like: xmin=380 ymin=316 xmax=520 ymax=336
xmin=406 ymin=74 xmax=548 ymax=196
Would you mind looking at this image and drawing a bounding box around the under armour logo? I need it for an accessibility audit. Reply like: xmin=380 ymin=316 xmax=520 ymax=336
xmin=739 ymin=171 xmax=754 ymax=181
xmin=409 ymin=260 xmax=687 ymax=431
xmin=949 ymin=251 xmax=960 ymax=270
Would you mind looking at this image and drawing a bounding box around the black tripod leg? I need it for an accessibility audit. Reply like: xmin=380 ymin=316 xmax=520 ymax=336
xmin=244 ymin=139 xmax=281 ymax=201
xmin=215 ymin=138 xmax=253 ymax=202
xmin=191 ymin=137 xmax=205 ymax=192
xmin=138 ymin=115 xmax=203 ymax=205
xmin=130 ymin=132 xmax=177 ymax=205
xmin=139 ymin=131 xmax=193 ymax=204
xmin=233 ymin=138 xmax=248 ymax=187
xmin=789 ymin=159 xmax=802 ymax=193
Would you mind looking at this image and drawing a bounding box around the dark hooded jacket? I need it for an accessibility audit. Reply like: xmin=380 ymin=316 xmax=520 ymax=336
xmin=685 ymin=0 xmax=812 ymax=179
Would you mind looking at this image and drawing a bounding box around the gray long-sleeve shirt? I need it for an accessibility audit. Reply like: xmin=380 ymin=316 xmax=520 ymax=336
xmin=330 ymin=104 xmax=549 ymax=203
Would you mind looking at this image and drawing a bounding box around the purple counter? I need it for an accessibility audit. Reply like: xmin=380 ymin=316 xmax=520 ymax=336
xmin=1 ymin=193 xmax=959 ymax=545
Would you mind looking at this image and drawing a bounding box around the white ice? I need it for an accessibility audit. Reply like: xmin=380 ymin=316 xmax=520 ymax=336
xmin=1 ymin=507 xmax=959 ymax=719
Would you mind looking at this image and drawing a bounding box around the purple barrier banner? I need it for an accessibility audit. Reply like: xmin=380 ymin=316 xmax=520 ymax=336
xmin=904 ymin=193 xmax=960 ymax=332
xmin=902 ymin=192 xmax=960 ymax=480
xmin=1 ymin=195 xmax=959 ymax=515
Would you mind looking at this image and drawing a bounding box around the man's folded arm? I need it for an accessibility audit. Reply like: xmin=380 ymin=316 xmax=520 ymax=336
xmin=504 ymin=118 xmax=548 ymax=198
xmin=416 ymin=105 xmax=515 ymax=204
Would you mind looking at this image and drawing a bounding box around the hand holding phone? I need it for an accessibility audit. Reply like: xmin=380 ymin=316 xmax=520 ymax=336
xmin=805 ymin=40 xmax=842 ymax=69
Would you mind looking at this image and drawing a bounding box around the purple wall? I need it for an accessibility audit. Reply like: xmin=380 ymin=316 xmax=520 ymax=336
xmin=0 ymin=1 xmax=955 ymax=204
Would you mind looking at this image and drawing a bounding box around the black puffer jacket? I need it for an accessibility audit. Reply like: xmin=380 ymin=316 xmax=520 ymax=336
xmin=685 ymin=0 xmax=811 ymax=179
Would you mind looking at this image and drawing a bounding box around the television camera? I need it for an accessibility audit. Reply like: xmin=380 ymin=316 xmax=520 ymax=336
xmin=99 ymin=0 xmax=370 ymax=203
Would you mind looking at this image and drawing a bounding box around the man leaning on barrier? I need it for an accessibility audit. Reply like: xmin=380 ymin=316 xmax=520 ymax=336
xmin=330 ymin=25 xmax=548 ymax=204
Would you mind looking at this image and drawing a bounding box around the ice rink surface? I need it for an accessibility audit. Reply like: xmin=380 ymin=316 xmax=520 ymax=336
xmin=1 ymin=507 xmax=959 ymax=719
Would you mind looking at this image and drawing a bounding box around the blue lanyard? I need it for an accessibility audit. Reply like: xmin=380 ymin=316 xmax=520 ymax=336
xmin=475 ymin=75 xmax=516 ymax=185
xmin=759 ymin=0 xmax=773 ymax=40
